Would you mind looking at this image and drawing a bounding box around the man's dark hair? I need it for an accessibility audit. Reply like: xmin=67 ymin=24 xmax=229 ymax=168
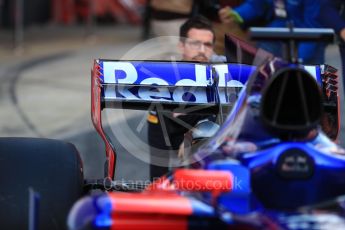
xmin=179 ymin=16 xmax=215 ymax=42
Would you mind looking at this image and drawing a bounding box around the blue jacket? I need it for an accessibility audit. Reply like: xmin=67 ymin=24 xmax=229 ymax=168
xmin=319 ymin=0 xmax=345 ymax=35
xmin=234 ymin=0 xmax=325 ymax=64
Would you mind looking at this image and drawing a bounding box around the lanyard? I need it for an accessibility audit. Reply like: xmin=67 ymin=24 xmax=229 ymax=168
xmin=340 ymin=2 xmax=344 ymax=16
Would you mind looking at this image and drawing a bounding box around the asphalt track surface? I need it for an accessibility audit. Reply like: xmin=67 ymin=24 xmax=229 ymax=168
xmin=0 ymin=25 xmax=344 ymax=182
xmin=0 ymin=25 xmax=150 ymax=181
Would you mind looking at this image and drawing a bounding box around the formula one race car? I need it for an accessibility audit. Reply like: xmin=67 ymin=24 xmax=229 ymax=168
xmin=0 ymin=27 xmax=343 ymax=230
xmin=66 ymin=28 xmax=344 ymax=230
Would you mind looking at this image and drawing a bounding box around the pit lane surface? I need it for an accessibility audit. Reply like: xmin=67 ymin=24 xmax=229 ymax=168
xmin=0 ymin=25 xmax=344 ymax=182
xmin=0 ymin=25 xmax=150 ymax=181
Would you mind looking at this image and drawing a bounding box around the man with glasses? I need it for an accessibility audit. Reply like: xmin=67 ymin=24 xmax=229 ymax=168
xmin=178 ymin=17 xmax=216 ymax=62
xmin=147 ymin=16 xmax=222 ymax=181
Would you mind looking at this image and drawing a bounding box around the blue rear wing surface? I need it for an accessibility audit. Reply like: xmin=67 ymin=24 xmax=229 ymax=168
xmin=98 ymin=60 xmax=254 ymax=113
xmin=96 ymin=60 xmax=321 ymax=113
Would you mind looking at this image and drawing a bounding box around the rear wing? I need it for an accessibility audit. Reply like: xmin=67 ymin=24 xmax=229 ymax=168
xmin=90 ymin=60 xmax=323 ymax=180
xmin=91 ymin=60 xmax=254 ymax=180
xmin=95 ymin=60 xmax=256 ymax=113
xmin=93 ymin=60 xmax=323 ymax=112
xmin=90 ymin=60 xmax=252 ymax=180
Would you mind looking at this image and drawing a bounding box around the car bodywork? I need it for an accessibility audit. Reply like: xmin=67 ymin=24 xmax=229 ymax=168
xmin=0 ymin=28 xmax=342 ymax=230
xmin=67 ymin=28 xmax=345 ymax=229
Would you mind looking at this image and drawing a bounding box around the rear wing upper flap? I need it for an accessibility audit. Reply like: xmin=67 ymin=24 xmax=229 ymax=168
xmin=92 ymin=59 xmax=322 ymax=113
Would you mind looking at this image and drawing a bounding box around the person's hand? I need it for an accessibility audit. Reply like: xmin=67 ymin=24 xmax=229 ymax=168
xmin=340 ymin=28 xmax=345 ymax=42
xmin=218 ymin=6 xmax=235 ymax=24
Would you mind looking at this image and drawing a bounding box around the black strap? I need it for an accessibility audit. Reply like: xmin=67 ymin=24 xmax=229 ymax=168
xmin=340 ymin=2 xmax=345 ymax=18
xmin=151 ymin=8 xmax=190 ymax=20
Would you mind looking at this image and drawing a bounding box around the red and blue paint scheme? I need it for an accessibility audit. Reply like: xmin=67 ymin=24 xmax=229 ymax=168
xmin=68 ymin=28 xmax=345 ymax=230
xmin=69 ymin=169 xmax=238 ymax=230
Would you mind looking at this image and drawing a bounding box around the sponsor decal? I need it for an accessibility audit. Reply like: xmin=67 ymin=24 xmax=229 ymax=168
xmin=101 ymin=61 xmax=254 ymax=104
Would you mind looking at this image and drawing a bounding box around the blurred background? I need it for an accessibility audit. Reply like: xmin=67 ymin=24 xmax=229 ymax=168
xmin=0 ymin=0 xmax=343 ymax=182
xmin=0 ymin=0 xmax=150 ymax=182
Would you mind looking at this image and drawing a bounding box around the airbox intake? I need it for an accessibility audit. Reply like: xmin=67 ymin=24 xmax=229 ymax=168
xmin=260 ymin=67 xmax=323 ymax=136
